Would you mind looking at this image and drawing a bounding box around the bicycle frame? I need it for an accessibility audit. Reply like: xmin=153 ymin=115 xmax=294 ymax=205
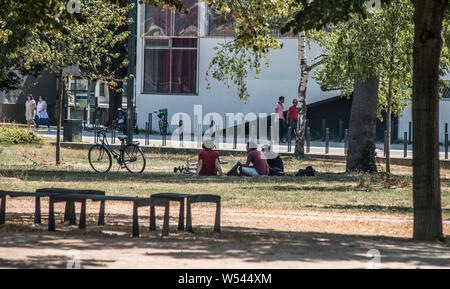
xmin=96 ymin=130 xmax=127 ymax=163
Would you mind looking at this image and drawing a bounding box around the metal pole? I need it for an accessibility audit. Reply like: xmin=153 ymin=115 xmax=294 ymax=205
xmin=384 ymin=130 xmax=387 ymax=157
xmin=408 ymin=122 xmax=412 ymax=144
xmin=339 ymin=119 xmax=343 ymax=142
xmin=145 ymin=122 xmax=149 ymax=146
xmin=404 ymin=132 xmax=408 ymax=158
xmin=322 ymin=119 xmax=326 ymax=141
xmin=325 ymin=128 xmax=329 ymax=154
xmin=446 ymin=132 xmax=448 ymax=160
xmin=179 ymin=117 xmax=184 ymax=148
xmin=233 ymin=127 xmax=237 ymax=150
xmin=306 ymin=127 xmax=311 ymax=154
xmin=287 ymin=125 xmax=292 ymax=152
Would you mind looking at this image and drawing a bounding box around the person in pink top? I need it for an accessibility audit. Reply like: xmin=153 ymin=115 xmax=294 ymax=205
xmin=240 ymin=142 xmax=269 ymax=176
xmin=275 ymin=96 xmax=286 ymax=143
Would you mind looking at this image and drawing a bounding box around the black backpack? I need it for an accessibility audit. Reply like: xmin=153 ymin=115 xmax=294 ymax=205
xmin=295 ymin=166 xmax=316 ymax=177
xmin=227 ymin=162 xmax=242 ymax=176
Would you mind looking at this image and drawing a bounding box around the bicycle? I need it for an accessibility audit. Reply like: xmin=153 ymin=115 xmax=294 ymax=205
xmin=88 ymin=128 xmax=146 ymax=174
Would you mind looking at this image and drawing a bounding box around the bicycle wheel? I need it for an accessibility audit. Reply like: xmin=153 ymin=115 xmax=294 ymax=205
xmin=88 ymin=145 xmax=112 ymax=173
xmin=122 ymin=144 xmax=146 ymax=174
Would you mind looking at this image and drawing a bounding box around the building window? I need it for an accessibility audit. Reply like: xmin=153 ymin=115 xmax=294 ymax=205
xmin=207 ymin=8 xmax=234 ymax=37
xmin=143 ymin=1 xmax=199 ymax=94
xmin=143 ymin=0 xmax=199 ymax=37
xmin=144 ymin=38 xmax=198 ymax=94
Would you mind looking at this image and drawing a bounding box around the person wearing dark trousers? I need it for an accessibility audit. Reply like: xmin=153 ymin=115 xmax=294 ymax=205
xmin=287 ymin=99 xmax=299 ymax=138
xmin=275 ymin=96 xmax=286 ymax=143
xmin=35 ymin=96 xmax=51 ymax=132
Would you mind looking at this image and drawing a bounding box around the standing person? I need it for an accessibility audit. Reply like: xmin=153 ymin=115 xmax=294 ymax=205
xmin=240 ymin=142 xmax=269 ymax=177
xmin=35 ymin=96 xmax=51 ymax=132
xmin=25 ymin=94 xmax=36 ymax=130
xmin=196 ymin=139 xmax=224 ymax=176
xmin=275 ymin=96 xmax=286 ymax=143
xmin=287 ymin=99 xmax=299 ymax=138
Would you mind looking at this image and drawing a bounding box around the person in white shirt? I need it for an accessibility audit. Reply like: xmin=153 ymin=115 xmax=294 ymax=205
xmin=25 ymin=94 xmax=36 ymax=130
xmin=35 ymin=96 xmax=51 ymax=132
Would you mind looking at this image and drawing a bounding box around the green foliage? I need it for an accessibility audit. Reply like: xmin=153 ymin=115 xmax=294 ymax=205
xmin=19 ymin=0 xmax=131 ymax=87
xmin=205 ymin=0 xmax=298 ymax=100
xmin=0 ymin=127 xmax=43 ymax=145
xmin=310 ymin=0 xmax=415 ymax=119
xmin=0 ymin=0 xmax=184 ymax=89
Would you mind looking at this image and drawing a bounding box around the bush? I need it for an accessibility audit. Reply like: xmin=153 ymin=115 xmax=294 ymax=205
xmin=0 ymin=127 xmax=44 ymax=145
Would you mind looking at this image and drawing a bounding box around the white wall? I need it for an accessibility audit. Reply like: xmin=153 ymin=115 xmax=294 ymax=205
xmin=135 ymin=5 xmax=339 ymax=132
xmin=398 ymin=99 xmax=450 ymax=143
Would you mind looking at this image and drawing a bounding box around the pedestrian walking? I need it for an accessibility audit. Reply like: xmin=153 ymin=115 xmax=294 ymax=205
xmin=35 ymin=96 xmax=51 ymax=132
xmin=25 ymin=94 xmax=36 ymax=130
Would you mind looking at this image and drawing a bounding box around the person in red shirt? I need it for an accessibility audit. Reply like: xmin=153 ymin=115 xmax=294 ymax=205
xmin=196 ymin=140 xmax=224 ymax=176
xmin=287 ymin=99 xmax=299 ymax=138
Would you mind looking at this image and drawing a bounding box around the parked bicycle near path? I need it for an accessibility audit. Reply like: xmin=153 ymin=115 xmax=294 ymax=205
xmin=88 ymin=128 xmax=146 ymax=174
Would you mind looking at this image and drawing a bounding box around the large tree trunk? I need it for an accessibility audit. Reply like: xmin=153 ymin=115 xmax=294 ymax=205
xmin=294 ymin=32 xmax=308 ymax=158
xmin=346 ymin=76 xmax=379 ymax=172
xmin=411 ymin=0 xmax=446 ymax=241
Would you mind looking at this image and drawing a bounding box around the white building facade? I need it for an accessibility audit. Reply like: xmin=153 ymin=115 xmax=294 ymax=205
xmin=135 ymin=1 xmax=339 ymax=133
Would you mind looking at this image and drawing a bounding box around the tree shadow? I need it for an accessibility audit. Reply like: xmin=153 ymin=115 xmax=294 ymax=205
xmin=0 ymin=222 xmax=448 ymax=268
xmin=0 ymin=255 xmax=112 ymax=269
xmin=0 ymin=167 xmax=364 ymax=185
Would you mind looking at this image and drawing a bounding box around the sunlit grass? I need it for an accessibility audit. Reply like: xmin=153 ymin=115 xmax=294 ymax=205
xmin=0 ymin=140 xmax=449 ymax=217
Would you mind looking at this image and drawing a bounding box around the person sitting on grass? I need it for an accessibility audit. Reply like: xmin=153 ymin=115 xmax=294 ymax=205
xmin=262 ymin=145 xmax=285 ymax=176
xmin=196 ymin=139 xmax=224 ymax=176
xmin=240 ymin=141 xmax=269 ymax=177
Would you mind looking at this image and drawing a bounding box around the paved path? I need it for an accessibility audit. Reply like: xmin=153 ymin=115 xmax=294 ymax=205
xmin=35 ymin=128 xmax=450 ymax=160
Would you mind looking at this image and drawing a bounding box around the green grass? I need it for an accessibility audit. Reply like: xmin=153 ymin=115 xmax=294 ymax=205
xmin=0 ymin=141 xmax=449 ymax=217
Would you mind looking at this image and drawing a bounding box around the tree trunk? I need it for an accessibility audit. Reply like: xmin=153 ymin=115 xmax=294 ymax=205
xmin=346 ymin=76 xmax=379 ymax=173
xmin=386 ymin=78 xmax=392 ymax=175
xmin=294 ymin=32 xmax=308 ymax=158
xmin=108 ymin=82 xmax=123 ymax=125
xmin=411 ymin=0 xmax=446 ymax=241
xmin=56 ymin=69 xmax=64 ymax=165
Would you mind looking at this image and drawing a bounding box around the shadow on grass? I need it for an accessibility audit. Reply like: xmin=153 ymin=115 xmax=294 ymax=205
xmin=0 ymin=167 xmax=363 ymax=185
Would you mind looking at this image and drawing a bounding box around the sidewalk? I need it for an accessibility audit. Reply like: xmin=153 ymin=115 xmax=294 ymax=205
xmin=35 ymin=128 xmax=450 ymax=165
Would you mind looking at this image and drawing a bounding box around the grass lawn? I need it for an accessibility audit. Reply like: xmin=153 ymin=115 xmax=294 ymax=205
xmin=0 ymin=140 xmax=449 ymax=218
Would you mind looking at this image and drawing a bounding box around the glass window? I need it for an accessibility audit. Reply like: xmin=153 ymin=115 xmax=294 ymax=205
xmin=143 ymin=39 xmax=197 ymax=94
xmin=144 ymin=5 xmax=172 ymax=36
xmin=171 ymin=49 xmax=197 ymax=94
xmin=144 ymin=0 xmax=198 ymax=37
xmin=143 ymin=1 xmax=199 ymax=95
xmin=207 ymin=8 xmax=234 ymax=37
xmin=174 ymin=0 xmax=198 ymax=36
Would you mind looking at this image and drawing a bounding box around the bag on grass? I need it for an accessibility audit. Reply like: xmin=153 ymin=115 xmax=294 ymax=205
xmin=295 ymin=166 xmax=316 ymax=177
xmin=227 ymin=162 xmax=242 ymax=176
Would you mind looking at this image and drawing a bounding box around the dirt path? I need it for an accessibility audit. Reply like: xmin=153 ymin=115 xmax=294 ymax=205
xmin=0 ymin=200 xmax=449 ymax=269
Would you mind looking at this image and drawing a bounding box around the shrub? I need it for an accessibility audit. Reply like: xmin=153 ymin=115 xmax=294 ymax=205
xmin=0 ymin=127 xmax=44 ymax=145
